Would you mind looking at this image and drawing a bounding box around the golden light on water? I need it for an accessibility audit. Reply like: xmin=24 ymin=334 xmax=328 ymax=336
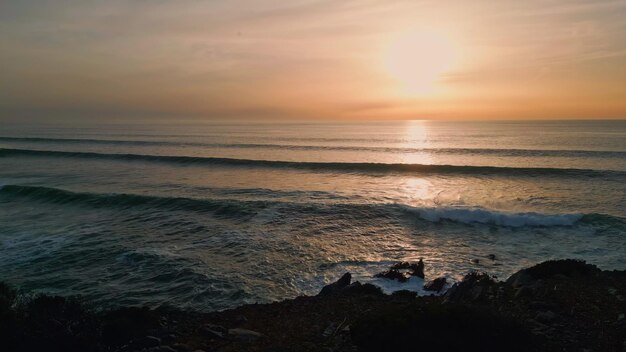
xmin=401 ymin=120 xmax=434 ymax=165
xmin=383 ymin=30 xmax=460 ymax=95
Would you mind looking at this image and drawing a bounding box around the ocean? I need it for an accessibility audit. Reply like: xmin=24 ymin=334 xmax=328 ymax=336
xmin=0 ymin=120 xmax=625 ymax=311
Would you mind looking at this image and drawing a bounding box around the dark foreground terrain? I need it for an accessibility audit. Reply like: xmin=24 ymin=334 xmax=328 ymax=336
xmin=1 ymin=259 xmax=625 ymax=352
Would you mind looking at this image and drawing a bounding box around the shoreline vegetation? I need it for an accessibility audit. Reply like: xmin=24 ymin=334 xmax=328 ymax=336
xmin=2 ymin=259 xmax=625 ymax=352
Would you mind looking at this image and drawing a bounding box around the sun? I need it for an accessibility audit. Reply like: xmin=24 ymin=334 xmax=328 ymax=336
xmin=383 ymin=29 xmax=459 ymax=95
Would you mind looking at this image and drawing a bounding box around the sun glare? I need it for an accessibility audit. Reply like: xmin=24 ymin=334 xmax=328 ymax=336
xmin=384 ymin=30 xmax=459 ymax=95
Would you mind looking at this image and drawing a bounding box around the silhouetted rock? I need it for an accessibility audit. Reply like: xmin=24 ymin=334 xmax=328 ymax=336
xmin=380 ymin=259 xmax=424 ymax=280
xmin=102 ymin=307 xmax=161 ymax=346
xmin=390 ymin=262 xmax=412 ymax=270
xmin=374 ymin=269 xmax=409 ymax=282
xmin=351 ymin=304 xmax=532 ymax=352
xmin=424 ymin=277 xmax=447 ymax=293
xmin=412 ymin=259 xmax=425 ymax=278
xmin=343 ymin=282 xmax=384 ymax=296
xmin=444 ymin=272 xmax=497 ymax=303
xmin=318 ymin=273 xmax=351 ymax=296
xmin=506 ymin=259 xmax=600 ymax=288
xmin=391 ymin=290 xmax=417 ymax=299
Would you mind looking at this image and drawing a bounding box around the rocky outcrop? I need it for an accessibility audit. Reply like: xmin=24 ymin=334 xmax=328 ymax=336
xmin=424 ymin=277 xmax=447 ymax=293
xmin=1 ymin=259 xmax=624 ymax=352
xmin=444 ymin=272 xmax=499 ymax=303
xmin=318 ymin=273 xmax=352 ymax=296
xmin=375 ymin=259 xmax=425 ymax=282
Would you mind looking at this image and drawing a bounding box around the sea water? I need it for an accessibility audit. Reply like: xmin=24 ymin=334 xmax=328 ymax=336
xmin=0 ymin=120 xmax=624 ymax=310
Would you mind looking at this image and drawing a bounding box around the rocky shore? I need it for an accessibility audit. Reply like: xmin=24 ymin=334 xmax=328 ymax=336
xmin=1 ymin=259 xmax=625 ymax=352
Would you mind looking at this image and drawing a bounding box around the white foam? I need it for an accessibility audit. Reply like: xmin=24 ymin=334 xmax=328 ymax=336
xmin=402 ymin=205 xmax=582 ymax=227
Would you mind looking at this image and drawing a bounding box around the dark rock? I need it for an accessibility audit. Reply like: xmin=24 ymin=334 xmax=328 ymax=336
xmin=149 ymin=346 xmax=177 ymax=352
xmin=341 ymin=282 xmax=384 ymax=296
xmin=471 ymin=258 xmax=480 ymax=264
xmin=444 ymin=272 xmax=497 ymax=303
xmin=507 ymin=260 xmax=600 ymax=287
xmin=233 ymin=314 xmax=248 ymax=327
xmin=129 ymin=335 xmax=161 ymax=349
xmin=160 ymin=333 xmax=177 ymax=344
xmin=389 ymin=260 xmax=424 ymax=278
xmin=411 ymin=259 xmax=425 ymax=279
xmin=529 ymin=301 xmax=558 ymax=311
xmin=202 ymin=324 xmax=226 ymax=339
xmin=390 ymin=262 xmax=412 ymax=270
xmin=322 ymin=322 xmax=339 ymax=338
xmin=102 ymin=307 xmax=161 ymax=346
xmin=424 ymin=277 xmax=447 ymax=293
xmin=318 ymin=273 xmax=351 ymax=296
xmin=227 ymin=328 xmax=264 ymax=342
xmin=487 ymin=254 xmax=497 ymax=261
xmin=171 ymin=343 xmax=192 ymax=352
xmin=535 ymin=311 xmax=558 ymax=324
xmin=514 ymin=286 xmax=534 ymax=299
xmin=351 ymin=304 xmax=532 ymax=352
xmin=205 ymin=323 xmax=227 ymax=334
xmin=374 ymin=269 xmax=409 ymax=282
xmin=391 ymin=290 xmax=417 ymax=299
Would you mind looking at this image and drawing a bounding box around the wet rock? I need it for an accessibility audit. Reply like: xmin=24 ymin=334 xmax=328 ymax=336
xmin=424 ymin=277 xmax=447 ymax=293
xmin=318 ymin=273 xmax=351 ymax=296
xmin=374 ymin=269 xmax=409 ymax=282
xmin=390 ymin=262 xmax=412 ymax=270
xmin=411 ymin=259 xmax=425 ymax=279
xmin=227 ymin=328 xmax=264 ymax=342
xmin=389 ymin=260 xmax=424 ymax=278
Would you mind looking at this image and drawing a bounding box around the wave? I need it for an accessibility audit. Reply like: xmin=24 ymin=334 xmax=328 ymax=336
xmin=2 ymin=184 xmax=624 ymax=228
xmin=399 ymin=205 xmax=583 ymax=227
xmin=1 ymin=148 xmax=621 ymax=178
xmin=0 ymin=184 xmax=266 ymax=219
xmin=1 ymin=136 xmax=624 ymax=158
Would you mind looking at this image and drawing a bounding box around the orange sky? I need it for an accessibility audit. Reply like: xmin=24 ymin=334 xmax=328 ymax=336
xmin=1 ymin=0 xmax=625 ymax=121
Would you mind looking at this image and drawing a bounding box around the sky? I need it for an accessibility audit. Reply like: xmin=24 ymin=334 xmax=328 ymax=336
xmin=1 ymin=0 xmax=625 ymax=121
